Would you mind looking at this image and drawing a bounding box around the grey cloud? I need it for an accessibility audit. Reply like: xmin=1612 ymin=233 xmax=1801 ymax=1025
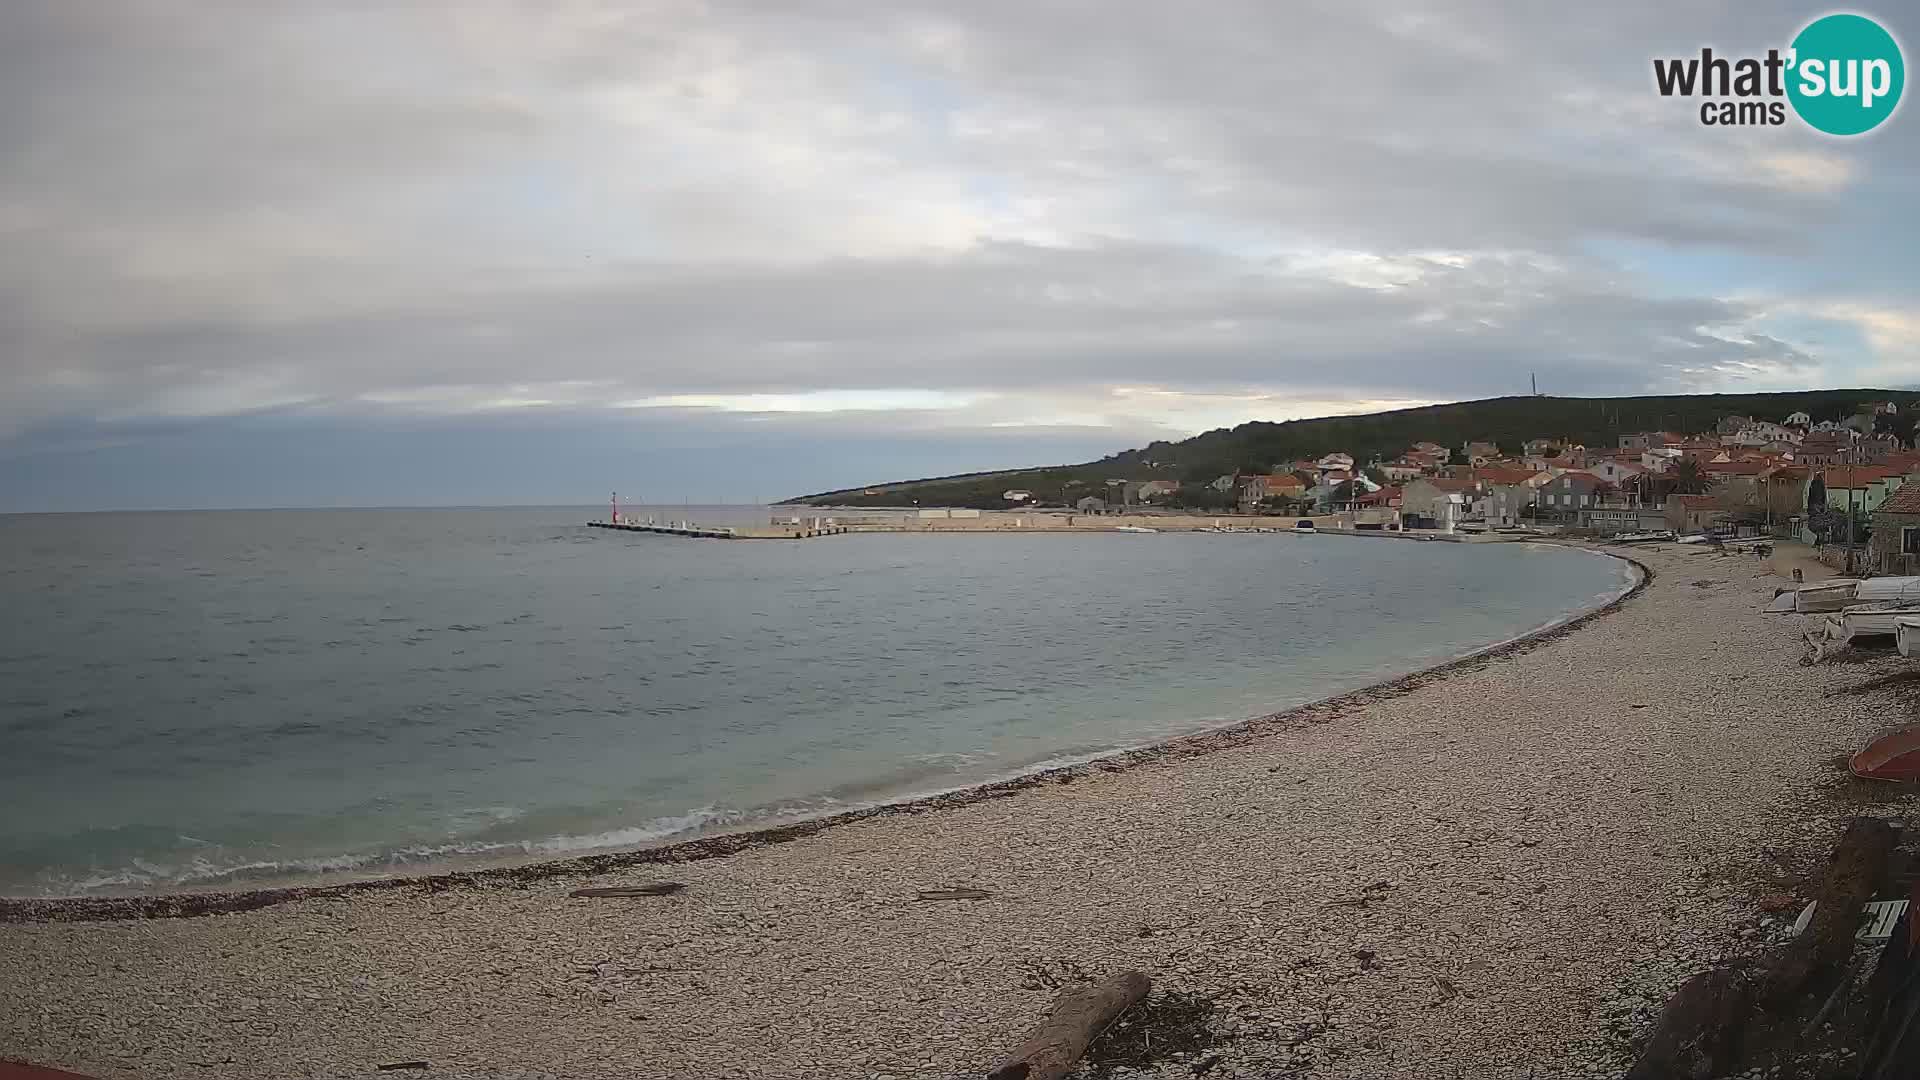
xmin=0 ymin=0 xmax=1906 ymax=462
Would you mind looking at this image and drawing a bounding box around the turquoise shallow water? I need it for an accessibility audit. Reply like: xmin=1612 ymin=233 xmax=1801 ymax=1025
xmin=0 ymin=507 xmax=1633 ymax=896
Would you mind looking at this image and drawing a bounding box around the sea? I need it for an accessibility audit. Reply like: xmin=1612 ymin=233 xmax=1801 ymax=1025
xmin=0 ymin=507 xmax=1634 ymax=897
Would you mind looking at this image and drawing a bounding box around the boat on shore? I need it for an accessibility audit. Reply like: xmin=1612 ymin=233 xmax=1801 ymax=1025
xmin=1611 ymin=530 xmax=1676 ymax=544
xmin=1792 ymin=579 xmax=1862 ymax=613
xmin=1898 ymin=615 xmax=1920 ymax=658
xmin=1114 ymin=525 xmax=1159 ymax=534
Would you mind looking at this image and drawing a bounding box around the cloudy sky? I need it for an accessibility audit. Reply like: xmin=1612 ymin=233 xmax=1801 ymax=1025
xmin=3 ymin=1 xmax=1916 ymax=510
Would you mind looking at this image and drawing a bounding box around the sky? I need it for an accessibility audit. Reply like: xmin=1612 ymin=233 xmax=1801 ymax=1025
xmin=3 ymin=1 xmax=1917 ymax=511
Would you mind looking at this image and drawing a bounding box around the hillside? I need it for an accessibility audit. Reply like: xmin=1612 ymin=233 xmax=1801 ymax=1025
xmin=782 ymin=389 xmax=1912 ymax=507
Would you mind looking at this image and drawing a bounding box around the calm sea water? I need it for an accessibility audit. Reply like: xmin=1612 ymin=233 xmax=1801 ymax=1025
xmin=0 ymin=508 xmax=1632 ymax=897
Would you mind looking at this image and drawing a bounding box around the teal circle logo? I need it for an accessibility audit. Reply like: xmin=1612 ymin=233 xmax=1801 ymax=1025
xmin=1787 ymin=13 xmax=1905 ymax=135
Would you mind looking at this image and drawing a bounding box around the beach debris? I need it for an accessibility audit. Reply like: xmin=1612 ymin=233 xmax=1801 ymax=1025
xmin=917 ymin=887 xmax=993 ymax=901
xmin=987 ymin=970 xmax=1151 ymax=1080
xmin=1765 ymin=816 xmax=1897 ymax=1004
xmin=1788 ymin=899 xmax=1911 ymax=944
xmin=376 ymin=1063 xmax=430 ymax=1072
xmin=1630 ymin=818 xmax=1899 ymax=1078
xmin=1624 ymin=966 xmax=1755 ymax=1080
xmin=569 ymin=883 xmax=686 ymax=899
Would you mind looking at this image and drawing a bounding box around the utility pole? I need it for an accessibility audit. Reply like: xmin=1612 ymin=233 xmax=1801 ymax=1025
xmin=1847 ymin=448 xmax=1858 ymax=575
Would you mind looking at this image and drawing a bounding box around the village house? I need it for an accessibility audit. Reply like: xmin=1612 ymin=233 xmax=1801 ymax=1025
xmin=1375 ymin=458 xmax=1428 ymax=482
xmin=1870 ymin=480 xmax=1920 ymax=575
xmin=1813 ymin=465 xmax=1915 ymax=517
xmin=1665 ymin=494 xmax=1725 ymax=534
xmin=1489 ymin=483 xmax=1538 ymax=527
xmin=1785 ymin=410 xmax=1812 ymax=427
xmin=1857 ymin=432 xmax=1905 ymax=462
xmin=1587 ymin=457 xmax=1644 ymax=486
xmin=1521 ymin=438 xmax=1563 ymax=456
xmin=1409 ymin=442 xmax=1451 ymax=465
xmin=1811 ymin=419 xmax=1853 ymax=435
xmin=1640 ymin=447 xmax=1683 ymax=473
xmin=1537 ymin=472 xmax=1613 ymax=520
xmin=1209 ymin=473 xmax=1238 ymax=493
xmin=1400 ymin=476 xmax=1473 ymax=529
xmin=1579 ymin=504 xmax=1671 ymax=532
xmin=1619 ymin=431 xmax=1685 ymax=451
xmin=1750 ymin=465 xmax=1813 ymax=524
xmin=1461 ymin=440 xmax=1500 ymax=466
xmin=1307 ymin=471 xmax=1374 ymax=510
xmin=1245 ymin=473 xmax=1307 ymax=504
xmin=1799 ymin=432 xmax=1862 ymax=466
xmin=1723 ymin=421 xmax=1800 ymax=447
xmin=1330 ymin=480 xmax=1398 ymax=513
xmin=1702 ymin=459 xmax=1777 ymax=498
xmin=1074 ymin=496 xmax=1107 ymax=513
xmin=1136 ymin=479 xmax=1179 ymax=500
xmin=1716 ymin=415 xmax=1756 ymax=436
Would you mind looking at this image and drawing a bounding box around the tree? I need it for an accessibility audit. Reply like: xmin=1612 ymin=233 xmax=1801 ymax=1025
xmin=1172 ymin=483 xmax=1234 ymax=511
xmin=1667 ymin=459 xmax=1715 ymax=495
xmin=1807 ymin=502 xmax=1868 ymax=545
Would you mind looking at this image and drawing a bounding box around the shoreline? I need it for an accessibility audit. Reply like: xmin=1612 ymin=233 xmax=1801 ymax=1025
xmin=9 ymin=542 xmax=1911 ymax=1080
xmin=0 ymin=545 xmax=1647 ymax=924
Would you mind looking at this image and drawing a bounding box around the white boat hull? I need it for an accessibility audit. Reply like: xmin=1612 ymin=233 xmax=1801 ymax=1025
xmin=1855 ymin=576 xmax=1920 ymax=605
xmin=1795 ymin=581 xmax=1860 ymax=613
xmin=1897 ymin=615 xmax=1920 ymax=658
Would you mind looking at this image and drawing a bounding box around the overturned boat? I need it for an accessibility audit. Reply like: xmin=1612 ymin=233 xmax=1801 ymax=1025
xmin=1853 ymin=725 xmax=1920 ymax=782
xmin=1898 ymin=615 xmax=1920 ymax=658
xmin=1787 ymin=579 xmax=1860 ymax=613
xmin=1856 ymin=576 xmax=1920 ymax=605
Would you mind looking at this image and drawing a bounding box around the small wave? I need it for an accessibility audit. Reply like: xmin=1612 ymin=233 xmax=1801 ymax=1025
xmin=16 ymin=804 xmax=823 ymax=898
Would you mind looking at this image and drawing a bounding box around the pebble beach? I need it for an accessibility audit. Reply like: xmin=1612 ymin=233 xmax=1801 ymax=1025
xmin=3 ymin=543 xmax=1913 ymax=1080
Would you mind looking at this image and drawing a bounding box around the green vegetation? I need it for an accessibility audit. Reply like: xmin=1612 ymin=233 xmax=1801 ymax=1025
xmin=782 ymin=389 xmax=1915 ymax=508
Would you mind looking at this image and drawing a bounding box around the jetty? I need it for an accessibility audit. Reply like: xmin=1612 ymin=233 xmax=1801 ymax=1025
xmin=588 ymin=519 xmax=854 ymax=540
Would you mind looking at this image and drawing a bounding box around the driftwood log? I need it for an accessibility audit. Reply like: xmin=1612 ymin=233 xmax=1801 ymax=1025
xmin=1763 ymin=816 xmax=1896 ymax=1004
xmin=986 ymin=971 xmax=1150 ymax=1080
xmin=1627 ymin=816 xmax=1898 ymax=1079
xmin=569 ymin=883 xmax=687 ymax=898
xmin=1623 ymin=966 xmax=1755 ymax=1080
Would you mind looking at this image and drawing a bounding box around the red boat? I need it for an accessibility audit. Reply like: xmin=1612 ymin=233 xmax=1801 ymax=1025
xmin=1853 ymin=726 xmax=1920 ymax=782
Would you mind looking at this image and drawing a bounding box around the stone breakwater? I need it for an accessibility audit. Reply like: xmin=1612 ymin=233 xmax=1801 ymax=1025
xmin=2 ymin=545 xmax=1912 ymax=1079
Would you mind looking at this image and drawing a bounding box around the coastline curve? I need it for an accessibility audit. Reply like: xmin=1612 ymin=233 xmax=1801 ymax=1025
xmin=0 ymin=544 xmax=1650 ymax=923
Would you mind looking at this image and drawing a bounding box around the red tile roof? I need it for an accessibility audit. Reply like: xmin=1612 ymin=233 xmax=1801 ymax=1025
xmin=1824 ymin=465 xmax=1909 ymax=485
xmin=1880 ymin=480 xmax=1920 ymax=515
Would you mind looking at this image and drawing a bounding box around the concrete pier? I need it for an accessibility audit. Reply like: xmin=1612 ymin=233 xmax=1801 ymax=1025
xmin=587 ymin=520 xmax=854 ymax=540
